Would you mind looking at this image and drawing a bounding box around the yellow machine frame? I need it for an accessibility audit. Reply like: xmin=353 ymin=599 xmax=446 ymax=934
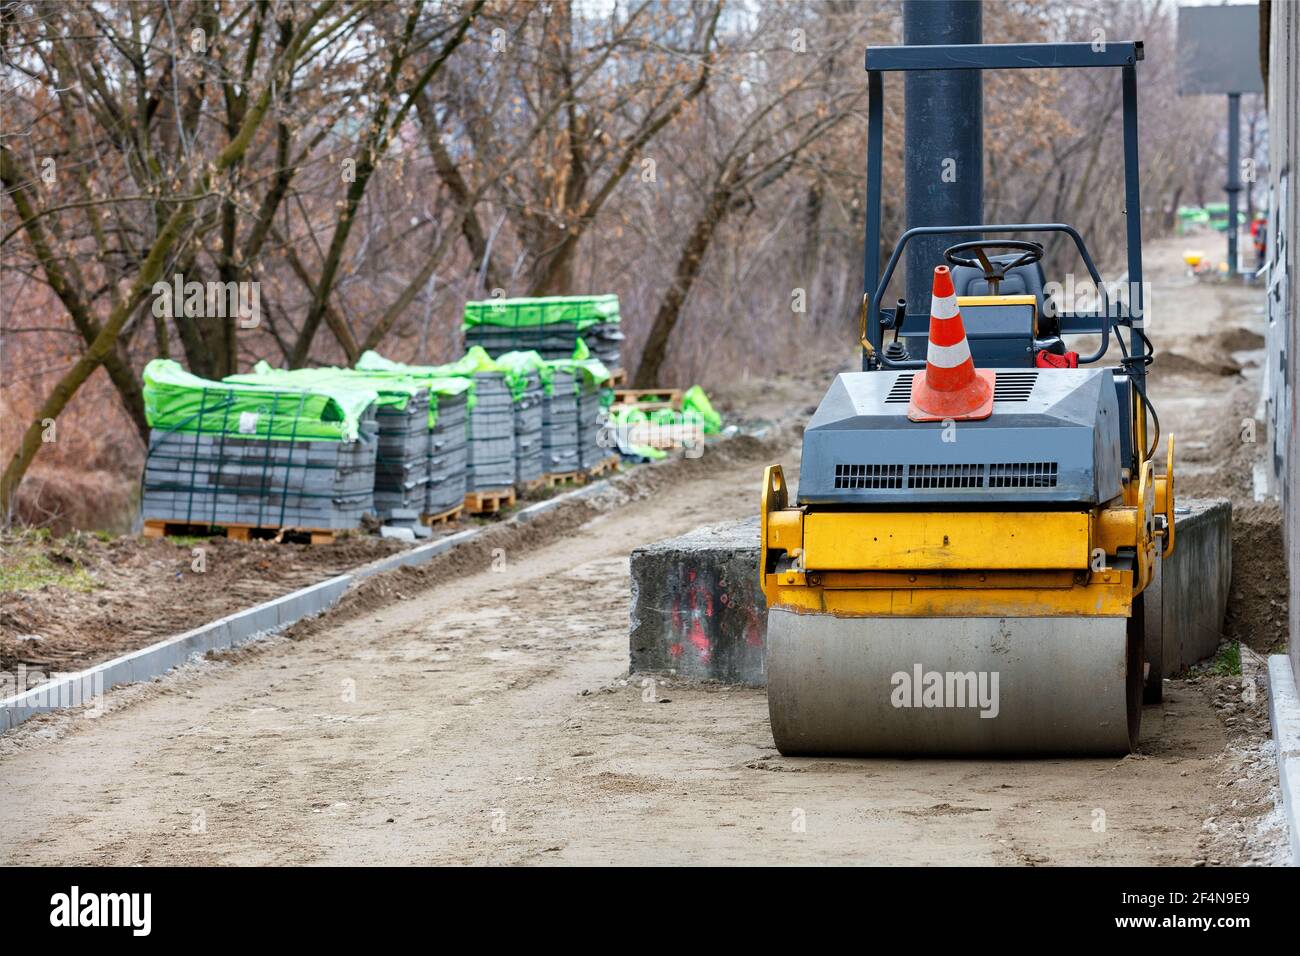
xmin=769 ymin=298 xmax=1175 ymax=620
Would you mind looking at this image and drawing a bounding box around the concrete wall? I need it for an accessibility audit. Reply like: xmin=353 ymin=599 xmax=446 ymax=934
xmin=1150 ymin=500 xmax=1234 ymax=674
xmin=630 ymin=504 xmax=1232 ymax=687
xmin=1264 ymin=0 xmax=1300 ymax=690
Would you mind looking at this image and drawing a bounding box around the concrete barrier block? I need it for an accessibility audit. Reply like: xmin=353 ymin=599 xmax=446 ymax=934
xmin=628 ymin=499 xmax=1234 ymax=688
xmin=629 ymin=517 xmax=766 ymax=686
xmin=1157 ymin=498 xmax=1233 ymax=675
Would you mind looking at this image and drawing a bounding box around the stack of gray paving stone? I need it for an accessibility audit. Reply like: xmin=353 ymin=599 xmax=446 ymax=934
xmin=466 ymin=371 xmax=516 ymax=491
xmin=514 ymin=371 xmax=545 ymax=486
xmin=373 ymin=389 xmax=430 ymax=518
xmin=466 ymin=322 xmax=622 ymax=371
xmin=542 ymin=369 xmax=581 ymax=475
xmin=582 ymin=322 xmax=623 ymax=370
xmin=577 ymin=379 xmax=609 ymax=470
xmin=141 ymin=411 xmax=378 ymax=529
xmin=426 ymin=389 xmax=469 ymax=515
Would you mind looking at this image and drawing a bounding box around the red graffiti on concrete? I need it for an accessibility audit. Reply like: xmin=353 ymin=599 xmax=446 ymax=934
xmin=744 ymin=605 xmax=763 ymax=647
xmin=669 ymin=569 xmax=716 ymax=663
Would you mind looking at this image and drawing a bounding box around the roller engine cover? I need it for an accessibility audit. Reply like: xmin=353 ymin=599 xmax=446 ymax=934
xmin=797 ymin=367 xmax=1122 ymax=507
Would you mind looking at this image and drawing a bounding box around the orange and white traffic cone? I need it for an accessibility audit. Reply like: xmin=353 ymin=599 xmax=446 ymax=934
xmin=907 ymin=265 xmax=995 ymax=422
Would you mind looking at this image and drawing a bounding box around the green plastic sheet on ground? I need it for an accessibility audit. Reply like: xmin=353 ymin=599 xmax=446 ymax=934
xmin=682 ymin=385 xmax=723 ymax=434
xmin=462 ymin=294 xmax=620 ymax=331
xmin=143 ymin=359 xmax=376 ymax=443
xmin=606 ymin=406 xmax=667 ymax=460
xmin=607 ymin=385 xmax=721 ymax=436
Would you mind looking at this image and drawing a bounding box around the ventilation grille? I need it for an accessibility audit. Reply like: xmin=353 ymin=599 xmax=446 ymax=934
xmin=885 ymin=375 xmax=915 ymax=403
xmin=993 ymin=371 xmax=1039 ymax=402
xmin=834 ymin=463 xmax=904 ymax=489
xmin=988 ymin=461 xmax=1059 ymax=488
xmin=884 ymin=371 xmax=1039 ymax=404
xmin=831 ymin=461 xmax=1061 ymax=491
xmin=906 ymin=463 xmax=984 ymax=489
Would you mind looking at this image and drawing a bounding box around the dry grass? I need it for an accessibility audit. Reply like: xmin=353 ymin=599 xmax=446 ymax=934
xmin=2 ymin=297 xmax=145 ymax=534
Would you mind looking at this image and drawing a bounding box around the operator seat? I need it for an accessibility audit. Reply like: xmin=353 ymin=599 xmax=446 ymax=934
xmin=938 ymin=252 xmax=1063 ymax=365
xmin=949 ymin=253 xmax=1053 ymax=333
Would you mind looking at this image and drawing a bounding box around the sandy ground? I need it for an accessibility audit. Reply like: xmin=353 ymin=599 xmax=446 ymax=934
xmin=0 ymin=433 xmax=1285 ymax=866
xmin=0 ymin=238 xmax=1289 ymax=866
xmin=0 ymin=479 xmax=608 ymax=679
xmin=0 ymin=532 xmax=407 ymax=677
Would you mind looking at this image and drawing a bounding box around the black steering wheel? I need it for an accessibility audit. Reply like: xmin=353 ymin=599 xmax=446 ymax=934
xmin=943 ymin=239 xmax=1044 ymax=294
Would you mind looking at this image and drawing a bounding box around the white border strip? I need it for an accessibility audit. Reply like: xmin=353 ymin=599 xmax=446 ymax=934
xmin=931 ymin=294 xmax=959 ymax=320
xmin=0 ymin=473 xmax=619 ymax=732
xmin=1267 ymin=655 xmax=1300 ymax=866
xmin=926 ymin=337 xmax=972 ymax=369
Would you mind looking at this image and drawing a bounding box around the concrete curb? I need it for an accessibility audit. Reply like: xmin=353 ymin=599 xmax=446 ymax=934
xmin=1267 ymin=654 xmax=1300 ymax=866
xmin=0 ymin=474 xmax=617 ymax=734
xmin=0 ymin=574 xmax=351 ymax=732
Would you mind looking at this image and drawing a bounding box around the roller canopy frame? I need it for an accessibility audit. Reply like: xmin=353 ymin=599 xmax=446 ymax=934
xmin=861 ymin=41 xmax=1146 ymax=399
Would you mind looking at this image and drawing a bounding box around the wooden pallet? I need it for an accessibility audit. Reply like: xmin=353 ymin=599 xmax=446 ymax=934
xmin=612 ymin=387 xmax=681 ymax=412
xmin=585 ymin=455 xmax=620 ymax=479
xmin=142 ymin=520 xmax=337 ymax=545
xmin=625 ymin=421 xmax=706 ymax=451
xmin=518 ymin=476 xmax=547 ymax=493
xmin=542 ymin=470 xmax=584 ymax=488
xmin=463 ymin=487 xmax=516 ymax=514
xmin=419 ymin=504 xmax=463 ymax=527
xmin=607 ymin=368 xmax=628 ymax=386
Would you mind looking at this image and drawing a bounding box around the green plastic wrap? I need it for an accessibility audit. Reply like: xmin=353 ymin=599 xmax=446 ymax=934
xmin=462 ymin=294 xmax=619 ymax=331
xmin=548 ymin=357 xmax=610 ymax=392
xmin=356 ymin=346 xmax=497 ymax=379
xmin=352 ymin=350 xmax=480 ymax=416
xmin=227 ymin=362 xmax=471 ymax=427
xmin=609 ymin=389 xmax=718 ymax=438
xmin=143 ymin=359 xmax=376 ymax=442
xmin=682 ymin=385 xmax=723 ymax=434
xmin=226 ymin=363 xmax=422 ymax=410
xmin=481 ymin=349 xmax=543 ymax=400
xmin=356 ymin=347 xmax=602 ymax=406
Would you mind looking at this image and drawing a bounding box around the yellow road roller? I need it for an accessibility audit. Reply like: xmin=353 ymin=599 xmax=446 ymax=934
xmin=761 ymin=40 xmax=1174 ymax=755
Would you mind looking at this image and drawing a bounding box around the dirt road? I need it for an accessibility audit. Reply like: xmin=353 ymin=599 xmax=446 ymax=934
xmin=0 ymin=435 xmax=1278 ymax=866
xmin=0 ymin=238 xmax=1287 ymax=866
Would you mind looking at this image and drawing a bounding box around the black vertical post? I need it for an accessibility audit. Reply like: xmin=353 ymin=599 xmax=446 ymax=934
xmin=1225 ymin=92 xmax=1241 ymax=274
xmin=862 ymin=70 xmax=883 ymax=369
xmin=902 ymin=0 xmax=983 ymax=312
xmin=1122 ymin=63 xmax=1147 ymax=468
xmin=1122 ymin=66 xmax=1144 ymax=363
